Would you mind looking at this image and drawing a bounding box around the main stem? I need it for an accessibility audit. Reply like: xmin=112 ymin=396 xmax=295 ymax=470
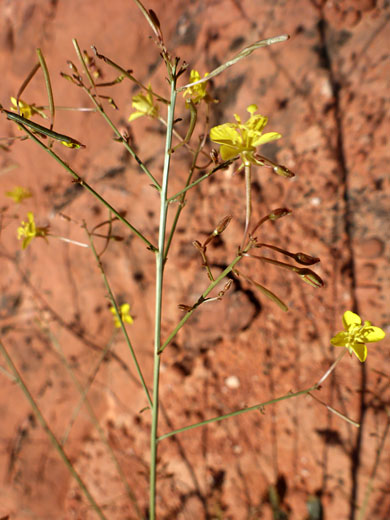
xmin=149 ymin=67 xmax=177 ymax=519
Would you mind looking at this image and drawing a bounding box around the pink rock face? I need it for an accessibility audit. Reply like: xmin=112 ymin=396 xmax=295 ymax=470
xmin=0 ymin=1 xmax=388 ymax=519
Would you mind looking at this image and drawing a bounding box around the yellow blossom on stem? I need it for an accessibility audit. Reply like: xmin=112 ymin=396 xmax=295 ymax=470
xmin=10 ymin=97 xmax=46 ymax=120
xmin=5 ymin=186 xmax=32 ymax=203
xmin=209 ymin=104 xmax=281 ymax=171
xmin=110 ymin=303 xmax=134 ymax=328
xmin=17 ymin=212 xmax=49 ymax=249
xmin=128 ymin=85 xmax=159 ymax=122
xmin=331 ymin=311 xmax=386 ymax=362
xmin=183 ymin=70 xmax=210 ymax=105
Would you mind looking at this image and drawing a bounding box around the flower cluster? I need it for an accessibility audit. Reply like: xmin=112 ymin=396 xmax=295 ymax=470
xmin=210 ymin=104 xmax=282 ymax=171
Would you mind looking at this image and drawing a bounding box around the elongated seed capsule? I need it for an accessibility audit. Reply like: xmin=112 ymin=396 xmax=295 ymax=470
xmin=1 ymin=108 xmax=85 ymax=149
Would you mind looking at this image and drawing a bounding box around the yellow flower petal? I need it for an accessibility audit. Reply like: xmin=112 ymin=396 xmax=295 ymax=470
xmin=128 ymin=111 xmax=145 ymax=122
xmin=330 ymin=331 xmax=348 ymax=347
xmin=351 ymin=342 xmax=367 ymax=363
xmin=220 ymin=144 xmax=241 ymax=161
xmin=252 ymin=131 xmax=282 ymax=147
xmin=209 ymin=124 xmax=240 ymax=145
xmin=343 ymin=310 xmax=361 ymax=329
xmin=362 ymin=325 xmax=386 ymax=343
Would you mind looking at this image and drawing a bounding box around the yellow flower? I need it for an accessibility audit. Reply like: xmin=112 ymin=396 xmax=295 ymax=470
xmin=110 ymin=303 xmax=134 ymax=328
xmin=128 ymin=85 xmax=159 ymax=122
xmin=210 ymin=104 xmax=281 ymax=170
xmin=17 ymin=212 xmax=49 ymax=249
xmin=331 ymin=311 xmax=386 ymax=362
xmin=5 ymin=186 xmax=32 ymax=203
xmin=183 ymin=70 xmax=209 ymax=105
xmin=10 ymin=97 xmax=46 ymax=120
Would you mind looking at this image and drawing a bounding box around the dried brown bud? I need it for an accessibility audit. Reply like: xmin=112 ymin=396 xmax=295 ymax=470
xmin=210 ymin=148 xmax=219 ymax=163
xmin=214 ymin=215 xmax=232 ymax=235
xmin=272 ymin=164 xmax=295 ymax=178
xmin=217 ymin=279 xmax=233 ymax=298
xmin=108 ymin=97 xmax=118 ymax=110
xmin=192 ymin=240 xmax=203 ymax=252
xmin=269 ymin=208 xmax=292 ymax=221
xmin=60 ymin=72 xmax=79 ymax=85
xmin=294 ymin=252 xmax=320 ymax=265
xmin=178 ymin=304 xmax=193 ymax=312
xmin=67 ymin=60 xmax=79 ymax=73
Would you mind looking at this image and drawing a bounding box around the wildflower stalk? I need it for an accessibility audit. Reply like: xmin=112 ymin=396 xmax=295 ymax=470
xmin=242 ymin=163 xmax=252 ymax=249
xmin=159 ymin=246 xmax=250 ymax=354
xmin=36 ymin=48 xmax=55 ymax=125
xmin=164 ymin=136 xmax=205 ymax=259
xmin=17 ymin=124 xmax=157 ymax=251
xmin=316 ymin=349 xmax=347 ymax=387
xmin=167 ymin=159 xmax=232 ymax=202
xmin=149 ymin=62 xmax=178 ymax=519
xmin=40 ymin=326 xmax=143 ymax=517
xmin=308 ymin=391 xmax=360 ymax=428
xmin=177 ymin=35 xmax=289 ymax=90
xmin=72 ymin=39 xmax=161 ymax=191
xmin=51 ymin=235 xmax=89 ymax=248
xmin=85 ymin=225 xmax=152 ymax=409
xmin=158 ymin=384 xmax=318 ymax=441
xmin=0 ymin=340 xmax=108 ymax=520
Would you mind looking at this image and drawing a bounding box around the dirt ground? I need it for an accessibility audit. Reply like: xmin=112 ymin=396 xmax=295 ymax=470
xmin=0 ymin=0 xmax=389 ymax=519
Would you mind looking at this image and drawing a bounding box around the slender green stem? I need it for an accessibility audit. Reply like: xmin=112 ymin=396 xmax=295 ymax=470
xmin=18 ymin=124 xmax=157 ymax=251
xmin=41 ymin=326 xmax=143 ymax=518
xmin=308 ymin=392 xmax=360 ymax=427
xmin=164 ymin=138 xmax=203 ymax=259
xmin=159 ymin=116 xmax=211 ymax=160
xmin=241 ymin=163 xmax=251 ymax=249
xmin=158 ymin=385 xmax=317 ymax=441
xmin=0 ymin=340 xmax=108 ymax=520
xmin=16 ymin=62 xmax=40 ymax=105
xmin=36 ymin=49 xmax=55 ymax=127
xmin=72 ymin=39 xmax=97 ymax=95
xmin=177 ymin=35 xmax=289 ymax=91
xmin=61 ymin=332 xmax=117 ymax=445
xmin=316 ymin=349 xmax=347 ymax=387
xmin=86 ymin=226 xmax=153 ymax=409
xmin=72 ymin=38 xmax=161 ymax=190
xmin=92 ymin=46 xmax=169 ymax=104
xmin=82 ymin=85 xmax=161 ymax=191
xmin=159 ymin=250 xmax=245 ymax=354
xmin=149 ymin=64 xmax=177 ymax=520
xmin=167 ymin=160 xmax=232 ymax=202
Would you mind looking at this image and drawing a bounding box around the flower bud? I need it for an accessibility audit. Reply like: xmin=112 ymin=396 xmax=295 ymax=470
xmin=293 ymin=252 xmax=320 ymax=265
xmin=192 ymin=240 xmax=203 ymax=251
xmin=210 ymin=148 xmax=219 ymax=163
xmin=272 ymin=164 xmax=295 ymax=178
xmin=268 ymin=208 xmax=292 ymax=221
xmin=214 ymin=215 xmax=232 ymax=235
xmin=297 ymin=268 xmax=324 ymax=288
